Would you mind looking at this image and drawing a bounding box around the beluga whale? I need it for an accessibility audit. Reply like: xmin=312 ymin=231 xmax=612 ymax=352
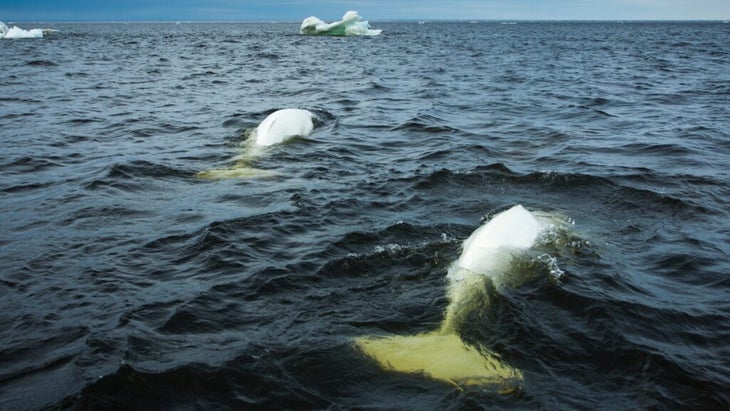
xmin=197 ymin=108 xmax=316 ymax=179
xmin=254 ymin=108 xmax=314 ymax=147
xmin=355 ymin=204 xmax=568 ymax=390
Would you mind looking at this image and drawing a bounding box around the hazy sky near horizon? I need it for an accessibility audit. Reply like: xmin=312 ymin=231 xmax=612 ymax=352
xmin=2 ymin=0 xmax=729 ymax=22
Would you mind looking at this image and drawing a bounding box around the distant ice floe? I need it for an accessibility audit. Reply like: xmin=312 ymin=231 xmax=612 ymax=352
xmin=300 ymin=10 xmax=382 ymax=36
xmin=1 ymin=21 xmax=51 ymax=39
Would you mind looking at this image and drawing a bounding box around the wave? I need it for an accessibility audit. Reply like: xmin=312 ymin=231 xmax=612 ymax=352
xmin=83 ymin=160 xmax=194 ymax=192
xmin=410 ymin=164 xmax=714 ymax=219
xmin=25 ymin=59 xmax=57 ymax=67
xmin=391 ymin=114 xmax=464 ymax=134
xmin=2 ymin=155 xmax=62 ymax=173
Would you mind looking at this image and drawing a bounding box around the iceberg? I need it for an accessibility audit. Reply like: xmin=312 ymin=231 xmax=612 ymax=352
xmin=300 ymin=11 xmax=382 ymax=36
xmin=1 ymin=21 xmax=47 ymax=39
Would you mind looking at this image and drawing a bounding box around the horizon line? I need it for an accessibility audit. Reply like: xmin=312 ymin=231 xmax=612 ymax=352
xmin=5 ymin=18 xmax=729 ymax=23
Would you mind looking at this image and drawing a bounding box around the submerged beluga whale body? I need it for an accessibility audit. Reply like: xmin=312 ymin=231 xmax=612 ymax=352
xmin=197 ymin=108 xmax=316 ymax=179
xmin=355 ymin=205 xmax=562 ymax=390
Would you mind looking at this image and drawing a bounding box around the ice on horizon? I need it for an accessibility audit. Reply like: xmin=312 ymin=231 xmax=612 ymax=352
xmin=1 ymin=21 xmax=45 ymax=39
xmin=300 ymin=11 xmax=382 ymax=36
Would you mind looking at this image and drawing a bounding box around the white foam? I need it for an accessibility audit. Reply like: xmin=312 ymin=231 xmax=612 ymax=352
xmin=300 ymin=11 xmax=382 ymax=36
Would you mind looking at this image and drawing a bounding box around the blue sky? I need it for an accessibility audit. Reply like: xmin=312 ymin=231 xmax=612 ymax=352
xmin=2 ymin=0 xmax=729 ymax=22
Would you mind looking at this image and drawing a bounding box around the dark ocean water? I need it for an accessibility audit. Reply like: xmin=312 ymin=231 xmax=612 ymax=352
xmin=1 ymin=21 xmax=729 ymax=410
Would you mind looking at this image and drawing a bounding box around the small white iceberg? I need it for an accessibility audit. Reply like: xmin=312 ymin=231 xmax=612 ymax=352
xmin=300 ymin=11 xmax=382 ymax=36
xmin=1 ymin=21 xmax=52 ymax=39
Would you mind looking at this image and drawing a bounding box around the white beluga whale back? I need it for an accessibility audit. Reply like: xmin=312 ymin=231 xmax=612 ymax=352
xmin=455 ymin=204 xmax=540 ymax=276
xmin=356 ymin=205 xmax=561 ymax=389
xmin=197 ymin=108 xmax=317 ymax=179
xmin=254 ymin=108 xmax=315 ymax=147
xmin=300 ymin=11 xmax=382 ymax=36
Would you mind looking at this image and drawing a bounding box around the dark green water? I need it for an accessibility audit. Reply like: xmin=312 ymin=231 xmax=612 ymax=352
xmin=1 ymin=21 xmax=728 ymax=410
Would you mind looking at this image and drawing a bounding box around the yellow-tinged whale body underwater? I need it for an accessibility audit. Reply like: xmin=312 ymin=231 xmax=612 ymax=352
xmin=355 ymin=204 xmax=562 ymax=390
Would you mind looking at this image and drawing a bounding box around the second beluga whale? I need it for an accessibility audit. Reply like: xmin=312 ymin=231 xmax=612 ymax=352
xmin=355 ymin=205 xmax=567 ymax=390
xmin=197 ymin=108 xmax=316 ymax=179
xmin=254 ymin=108 xmax=315 ymax=147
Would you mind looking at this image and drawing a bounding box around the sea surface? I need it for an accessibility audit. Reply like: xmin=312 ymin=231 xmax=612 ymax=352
xmin=1 ymin=21 xmax=729 ymax=410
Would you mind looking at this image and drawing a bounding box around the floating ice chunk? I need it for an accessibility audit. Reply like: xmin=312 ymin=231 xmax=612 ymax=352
xmin=300 ymin=10 xmax=382 ymax=36
xmin=6 ymin=27 xmax=44 ymax=39
xmin=1 ymin=21 xmax=45 ymax=39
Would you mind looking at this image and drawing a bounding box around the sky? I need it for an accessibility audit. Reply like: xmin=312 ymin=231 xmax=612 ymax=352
xmin=1 ymin=0 xmax=729 ymax=22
